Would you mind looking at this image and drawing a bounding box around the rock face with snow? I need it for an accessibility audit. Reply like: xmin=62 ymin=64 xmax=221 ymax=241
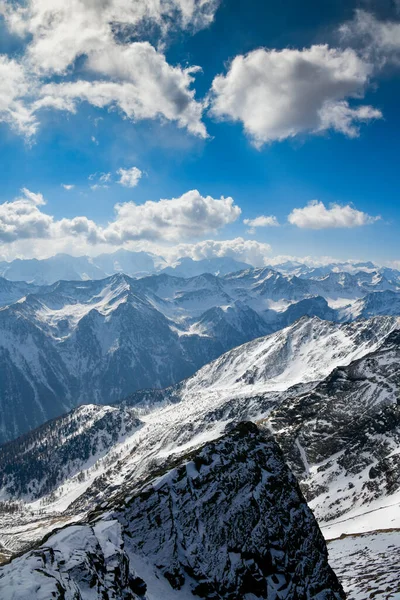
xmin=0 ymin=423 xmax=345 ymax=600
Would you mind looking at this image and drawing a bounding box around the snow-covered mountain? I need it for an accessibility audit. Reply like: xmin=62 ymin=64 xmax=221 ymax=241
xmin=2 ymin=251 xmax=400 ymax=289
xmin=0 ymin=423 xmax=345 ymax=600
xmin=1 ymin=264 xmax=400 ymax=444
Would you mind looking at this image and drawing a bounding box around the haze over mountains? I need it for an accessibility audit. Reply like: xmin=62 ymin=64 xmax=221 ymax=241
xmin=0 ymin=251 xmax=250 ymax=284
xmin=1 ymin=248 xmax=399 ymax=284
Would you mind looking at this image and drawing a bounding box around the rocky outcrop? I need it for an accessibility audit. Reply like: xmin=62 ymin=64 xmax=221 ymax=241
xmin=0 ymin=424 xmax=345 ymax=599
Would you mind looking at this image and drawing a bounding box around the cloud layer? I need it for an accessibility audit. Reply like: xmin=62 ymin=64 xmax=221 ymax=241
xmin=0 ymin=188 xmax=241 ymax=246
xmin=210 ymin=45 xmax=381 ymax=146
xmin=171 ymin=237 xmax=272 ymax=266
xmin=288 ymin=200 xmax=380 ymax=229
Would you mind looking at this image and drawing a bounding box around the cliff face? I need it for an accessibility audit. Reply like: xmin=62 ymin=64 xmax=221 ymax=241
xmin=0 ymin=423 xmax=345 ymax=600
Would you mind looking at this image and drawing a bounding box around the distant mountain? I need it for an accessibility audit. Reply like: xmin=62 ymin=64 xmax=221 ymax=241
xmin=1 ymin=265 xmax=400 ymax=443
xmin=93 ymin=248 xmax=167 ymax=277
xmin=0 ymin=254 xmax=106 ymax=285
xmin=0 ymin=423 xmax=345 ymax=600
xmin=161 ymin=255 xmax=251 ymax=277
xmin=0 ymin=251 xmax=249 ymax=284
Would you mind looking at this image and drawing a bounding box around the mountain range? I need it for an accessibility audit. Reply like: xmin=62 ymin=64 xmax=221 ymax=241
xmin=1 ymin=263 xmax=400 ymax=443
xmin=0 ymin=254 xmax=399 ymax=598
xmin=1 ymin=248 xmax=400 ymax=286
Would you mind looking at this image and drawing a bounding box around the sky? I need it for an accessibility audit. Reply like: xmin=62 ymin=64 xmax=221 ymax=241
xmin=0 ymin=0 xmax=400 ymax=267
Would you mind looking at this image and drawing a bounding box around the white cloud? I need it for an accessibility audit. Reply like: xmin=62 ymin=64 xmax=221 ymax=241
xmin=117 ymin=166 xmax=143 ymax=188
xmin=243 ymin=215 xmax=279 ymax=233
xmin=171 ymin=237 xmax=272 ymax=266
xmin=0 ymin=55 xmax=37 ymax=137
xmin=102 ymin=190 xmax=241 ymax=243
xmin=0 ymin=188 xmax=240 ymax=247
xmin=0 ymin=188 xmax=52 ymax=242
xmin=89 ymin=172 xmax=111 ymax=190
xmin=340 ymin=10 xmax=400 ymax=64
xmin=62 ymin=184 xmax=75 ymax=190
xmin=35 ymin=42 xmax=207 ymax=138
xmin=0 ymin=0 xmax=219 ymax=75
xmin=0 ymin=1 xmax=215 ymax=137
xmin=288 ymin=200 xmax=380 ymax=229
xmin=209 ymin=45 xmax=382 ymax=146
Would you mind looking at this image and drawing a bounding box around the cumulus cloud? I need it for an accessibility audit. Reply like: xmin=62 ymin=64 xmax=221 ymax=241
xmin=209 ymin=45 xmax=382 ymax=146
xmin=0 ymin=55 xmax=37 ymax=137
xmin=102 ymin=190 xmax=241 ymax=243
xmin=0 ymin=0 xmax=215 ymax=137
xmin=0 ymin=188 xmax=240 ymax=247
xmin=62 ymin=184 xmax=75 ymax=190
xmin=35 ymin=42 xmax=207 ymax=137
xmin=117 ymin=167 xmax=143 ymax=188
xmin=171 ymin=237 xmax=272 ymax=266
xmin=0 ymin=188 xmax=52 ymax=242
xmin=243 ymin=215 xmax=279 ymax=233
xmin=288 ymin=200 xmax=380 ymax=229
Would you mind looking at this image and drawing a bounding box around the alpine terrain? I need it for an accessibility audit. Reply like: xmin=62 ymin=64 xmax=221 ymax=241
xmin=1 ymin=261 xmax=400 ymax=443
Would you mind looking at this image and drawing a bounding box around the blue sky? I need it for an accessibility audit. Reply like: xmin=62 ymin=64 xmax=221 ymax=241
xmin=0 ymin=0 xmax=399 ymax=266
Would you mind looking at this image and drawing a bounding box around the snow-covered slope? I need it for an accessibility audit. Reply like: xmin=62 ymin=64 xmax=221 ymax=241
xmin=0 ymin=404 xmax=141 ymax=502
xmin=265 ymin=328 xmax=400 ymax=537
xmin=180 ymin=315 xmax=398 ymax=396
xmin=0 ymin=423 xmax=345 ymax=600
xmin=328 ymin=530 xmax=400 ymax=599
